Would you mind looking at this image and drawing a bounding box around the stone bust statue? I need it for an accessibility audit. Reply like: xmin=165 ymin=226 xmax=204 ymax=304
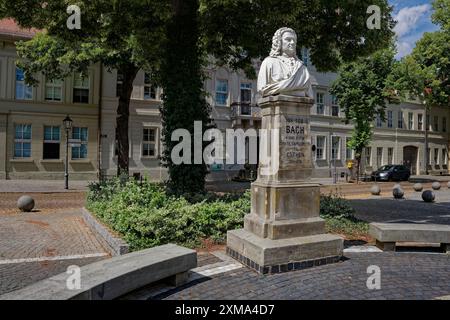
xmin=257 ymin=27 xmax=313 ymax=98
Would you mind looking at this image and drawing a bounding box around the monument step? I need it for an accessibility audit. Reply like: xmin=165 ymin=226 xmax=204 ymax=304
xmin=227 ymin=229 xmax=343 ymax=273
xmin=244 ymin=215 xmax=326 ymax=240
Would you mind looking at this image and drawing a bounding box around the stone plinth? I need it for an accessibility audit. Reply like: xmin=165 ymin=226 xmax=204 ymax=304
xmin=227 ymin=95 xmax=343 ymax=274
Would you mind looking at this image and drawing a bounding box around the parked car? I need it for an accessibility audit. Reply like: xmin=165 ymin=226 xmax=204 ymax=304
xmin=371 ymin=165 xmax=411 ymax=182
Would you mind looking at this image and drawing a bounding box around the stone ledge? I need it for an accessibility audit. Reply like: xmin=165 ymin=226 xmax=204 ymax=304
xmin=82 ymin=207 xmax=129 ymax=256
xmin=369 ymin=223 xmax=450 ymax=244
xmin=0 ymin=244 xmax=197 ymax=300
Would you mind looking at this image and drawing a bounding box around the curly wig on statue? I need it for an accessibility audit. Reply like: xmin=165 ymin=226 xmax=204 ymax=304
xmin=269 ymin=27 xmax=297 ymax=57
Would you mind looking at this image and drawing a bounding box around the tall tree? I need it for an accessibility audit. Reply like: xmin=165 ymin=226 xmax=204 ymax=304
xmin=1 ymin=0 xmax=396 ymax=193
xmin=330 ymin=48 xmax=396 ymax=182
xmin=387 ymin=30 xmax=450 ymax=173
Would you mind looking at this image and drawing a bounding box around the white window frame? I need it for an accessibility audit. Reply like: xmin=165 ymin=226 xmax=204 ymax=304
xmin=316 ymin=136 xmax=326 ymax=160
xmin=376 ymin=147 xmax=383 ymax=168
xmin=14 ymin=124 xmax=32 ymax=158
xmin=331 ymin=136 xmax=341 ymax=160
xmin=398 ymin=111 xmax=403 ymax=129
xmin=15 ymin=67 xmax=33 ymax=100
xmin=73 ymin=73 xmax=90 ymax=104
xmin=387 ymin=147 xmax=393 ymax=165
xmin=144 ymin=72 xmax=157 ymax=100
xmin=443 ymin=149 xmax=448 ymax=165
xmin=387 ymin=110 xmax=393 ymax=128
xmin=331 ymin=95 xmax=339 ymax=117
xmin=71 ymin=127 xmax=88 ymax=160
xmin=345 ymin=137 xmax=353 ymax=160
xmin=142 ymin=127 xmax=158 ymax=158
xmin=418 ymin=113 xmax=423 ymax=131
xmin=240 ymin=83 xmax=252 ymax=104
xmin=316 ymin=92 xmax=324 ymax=115
xmin=376 ymin=114 xmax=383 ymax=128
xmin=43 ymin=125 xmax=61 ymax=160
xmin=216 ymin=79 xmax=228 ymax=106
xmin=434 ymin=148 xmax=439 ymax=165
xmin=45 ymin=79 xmax=63 ymax=102
xmin=408 ymin=112 xmax=414 ymax=130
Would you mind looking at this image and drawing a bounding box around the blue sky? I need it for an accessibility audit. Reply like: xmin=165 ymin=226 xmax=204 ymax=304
xmin=389 ymin=0 xmax=441 ymax=59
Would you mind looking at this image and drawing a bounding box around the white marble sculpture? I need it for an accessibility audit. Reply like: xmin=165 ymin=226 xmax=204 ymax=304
xmin=257 ymin=27 xmax=313 ymax=97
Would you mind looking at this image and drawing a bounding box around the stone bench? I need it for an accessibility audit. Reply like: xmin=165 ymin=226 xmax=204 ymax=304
xmin=369 ymin=223 xmax=450 ymax=253
xmin=0 ymin=244 xmax=197 ymax=300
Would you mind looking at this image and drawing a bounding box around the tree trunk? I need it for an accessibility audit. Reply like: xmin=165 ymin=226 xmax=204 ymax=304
xmin=116 ymin=63 xmax=139 ymax=177
xmin=355 ymin=154 xmax=361 ymax=184
xmin=160 ymin=0 xmax=211 ymax=196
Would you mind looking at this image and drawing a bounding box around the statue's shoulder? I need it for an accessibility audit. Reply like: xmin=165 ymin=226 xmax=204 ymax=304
xmin=260 ymin=56 xmax=280 ymax=69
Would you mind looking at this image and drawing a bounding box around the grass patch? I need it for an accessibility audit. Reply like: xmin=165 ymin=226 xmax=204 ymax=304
xmin=324 ymin=216 xmax=371 ymax=241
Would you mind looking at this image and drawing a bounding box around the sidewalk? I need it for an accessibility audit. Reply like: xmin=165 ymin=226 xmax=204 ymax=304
xmin=0 ymin=180 xmax=92 ymax=193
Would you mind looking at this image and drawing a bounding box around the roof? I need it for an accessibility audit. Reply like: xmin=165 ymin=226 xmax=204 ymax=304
xmin=0 ymin=18 xmax=39 ymax=40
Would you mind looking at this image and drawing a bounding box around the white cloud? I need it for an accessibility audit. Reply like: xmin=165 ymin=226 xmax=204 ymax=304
xmin=393 ymin=4 xmax=431 ymax=38
xmin=395 ymin=41 xmax=413 ymax=59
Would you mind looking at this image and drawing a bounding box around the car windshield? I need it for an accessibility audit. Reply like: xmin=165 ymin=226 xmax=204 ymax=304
xmin=378 ymin=165 xmax=393 ymax=171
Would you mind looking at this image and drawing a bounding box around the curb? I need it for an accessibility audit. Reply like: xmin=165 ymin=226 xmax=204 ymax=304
xmin=81 ymin=207 xmax=129 ymax=256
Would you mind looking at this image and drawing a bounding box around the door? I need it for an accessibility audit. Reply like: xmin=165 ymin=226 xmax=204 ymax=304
xmin=403 ymin=146 xmax=418 ymax=175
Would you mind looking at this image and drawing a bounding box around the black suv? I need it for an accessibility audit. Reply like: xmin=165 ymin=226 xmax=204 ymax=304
xmin=371 ymin=165 xmax=411 ymax=182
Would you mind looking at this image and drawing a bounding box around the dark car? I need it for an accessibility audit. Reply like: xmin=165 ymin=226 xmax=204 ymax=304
xmin=371 ymin=165 xmax=411 ymax=182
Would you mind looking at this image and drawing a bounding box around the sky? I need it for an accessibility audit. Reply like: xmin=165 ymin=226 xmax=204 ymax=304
xmin=389 ymin=0 xmax=441 ymax=59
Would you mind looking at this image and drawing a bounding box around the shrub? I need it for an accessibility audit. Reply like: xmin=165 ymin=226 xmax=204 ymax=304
xmin=320 ymin=192 xmax=356 ymax=220
xmin=86 ymin=178 xmax=250 ymax=251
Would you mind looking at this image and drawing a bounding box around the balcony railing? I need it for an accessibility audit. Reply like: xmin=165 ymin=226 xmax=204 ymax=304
xmin=231 ymin=103 xmax=261 ymax=119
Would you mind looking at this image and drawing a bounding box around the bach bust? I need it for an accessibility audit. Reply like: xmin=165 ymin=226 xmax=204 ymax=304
xmin=257 ymin=27 xmax=313 ymax=98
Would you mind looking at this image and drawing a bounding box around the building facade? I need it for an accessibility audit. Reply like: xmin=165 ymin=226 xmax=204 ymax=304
xmin=1 ymin=19 xmax=449 ymax=181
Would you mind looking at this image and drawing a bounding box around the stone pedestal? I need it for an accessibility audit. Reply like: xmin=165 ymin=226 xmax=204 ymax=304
xmin=227 ymin=95 xmax=343 ymax=274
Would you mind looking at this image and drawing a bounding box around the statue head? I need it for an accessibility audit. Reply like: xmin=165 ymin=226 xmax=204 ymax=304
xmin=269 ymin=27 xmax=297 ymax=58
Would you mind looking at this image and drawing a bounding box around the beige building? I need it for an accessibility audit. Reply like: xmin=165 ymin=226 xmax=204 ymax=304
xmin=1 ymin=19 xmax=449 ymax=181
xmin=0 ymin=19 xmax=100 ymax=180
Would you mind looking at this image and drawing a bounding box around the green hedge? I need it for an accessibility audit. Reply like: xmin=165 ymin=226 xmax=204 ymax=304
xmin=86 ymin=179 xmax=250 ymax=251
xmin=87 ymin=179 xmax=358 ymax=251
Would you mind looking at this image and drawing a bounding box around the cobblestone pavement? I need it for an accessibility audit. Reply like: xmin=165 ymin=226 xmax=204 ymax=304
xmin=0 ymin=191 xmax=110 ymax=295
xmin=0 ymin=257 xmax=105 ymax=295
xmin=0 ymin=180 xmax=90 ymax=193
xmin=154 ymin=251 xmax=450 ymax=300
xmin=0 ymin=192 xmax=86 ymax=215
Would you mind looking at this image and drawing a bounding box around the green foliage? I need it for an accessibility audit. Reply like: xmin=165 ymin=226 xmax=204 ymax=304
xmin=324 ymin=216 xmax=369 ymax=239
xmin=87 ymin=178 xmax=251 ymax=250
xmin=319 ymin=192 xmax=356 ymax=220
xmin=330 ymin=48 xmax=396 ymax=176
xmin=433 ymin=0 xmax=450 ymax=31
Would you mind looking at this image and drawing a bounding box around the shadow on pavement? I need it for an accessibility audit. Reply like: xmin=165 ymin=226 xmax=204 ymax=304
xmin=348 ymin=198 xmax=450 ymax=225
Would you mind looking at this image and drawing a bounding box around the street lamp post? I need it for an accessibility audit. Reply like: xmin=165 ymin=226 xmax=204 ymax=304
xmin=63 ymin=115 xmax=73 ymax=190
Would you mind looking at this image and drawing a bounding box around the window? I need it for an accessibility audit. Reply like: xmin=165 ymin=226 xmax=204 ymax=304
xmin=301 ymin=48 xmax=309 ymax=66
xmin=331 ymin=136 xmax=340 ymax=160
xmin=346 ymin=137 xmax=353 ymax=160
xmin=408 ymin=113 xmax=414 ymax=130
xmin=398 ymin=111 xmax=403 ymax=129
xmin=316 ymin=136 xmax=325 ymax=160
xmin=434 ymin=116 xmax=439 ymax=132
xmin=316 ymin=93 xmax=324 ymax=115
xmin=45 ymin=79 xmax=62 ymax=101
xmin=426 ymin=115 xmax=430 ymax=131
xmin=14 ymin=124 xmax=32 ymax=158
xmin=43 ymin=126 xmax=60 ymax=159
xmin=331 ymin=95 xmax=339 ymax=117
xmin=71 ymin=127 xmax=88 ymax=159
xmin=365 ymin=147 xmax=372 ymax=166
xmin=73 ymin=73 xmax=89 ymax=103
xmin=216 ymin=80 xmax=228 ymax=106
xmin=142 ymin=128 xmax=156 ymax=157
xmin=443 ymin=149 xmax=448 ymax=165
xmin=376 ymin=147 xmax=383 ymax=168
xmin=144 ymin=73 xmax=157 ymax=100
xmin=388 ymin=148 xmax=393 ymax=165
xmin=15 ymin=67 xmax=33 ymax=100
xmin=116 ymin=72 xmax=124 ymax=97
xmin=240 ymin=83 xmax=252 ymax=104
xmin=418 ymin=114 xmax=423 ymax=131
xmin=434 ymin=148 xmax=439 ymax=165
xmin=387 ymin=111 xmax=393 ymax=128
xmin=443 ymin=117 xmax=447 ymax=133
xmin=376 ymin=114 xmax=382 ymax=128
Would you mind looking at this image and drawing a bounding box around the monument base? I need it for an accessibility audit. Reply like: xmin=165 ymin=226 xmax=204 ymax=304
xmin=227 ymin=229 xmax=343 ymax=274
